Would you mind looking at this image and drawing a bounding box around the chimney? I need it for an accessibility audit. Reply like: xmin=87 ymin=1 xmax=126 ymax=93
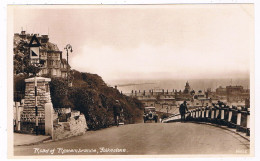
xmin=143 ymin=90 xmax=146 ymax=96
xmin=115 ymin=85 xmax=117 ymax=90
xmin=41 ymin=35 xmax=49 ymax=44
xmin=20 ymin=31 xmax=26 ymax=39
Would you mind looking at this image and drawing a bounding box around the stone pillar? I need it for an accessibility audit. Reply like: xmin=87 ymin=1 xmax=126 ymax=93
xmin=20 ymin=77 xmax=51 ymax=134
xmin=45 ymin=103 xmax=53 ymax=136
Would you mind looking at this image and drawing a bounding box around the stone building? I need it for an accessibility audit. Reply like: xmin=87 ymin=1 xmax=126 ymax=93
xmin=14 ymin=31 xmax=70 ymax=78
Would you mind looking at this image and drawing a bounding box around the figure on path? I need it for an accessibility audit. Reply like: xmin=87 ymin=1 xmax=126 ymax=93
xmin=179 ymin=101 xmax=188 ymax=122
xmin=113 ymin=100 xmax=123 ymax=126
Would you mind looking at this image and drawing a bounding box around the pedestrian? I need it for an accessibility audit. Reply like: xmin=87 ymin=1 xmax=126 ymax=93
xmin=179 ymin=101 xmax=188 ymax=122
xmin=113 ymin=100 xmax=122 ymax=126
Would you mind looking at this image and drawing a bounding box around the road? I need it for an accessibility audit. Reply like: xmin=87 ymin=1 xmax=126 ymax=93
xmin=14 ymin=122 xmax=250 ymax=156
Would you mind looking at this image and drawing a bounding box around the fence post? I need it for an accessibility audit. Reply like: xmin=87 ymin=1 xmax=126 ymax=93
xmin=194 ymin=109 xmax=197 ymax=120
xmin=205 ymin=107 xmax=209 ymax=122
xmin=199 ymin=108 xmax=202 ymax=120
xmin=211 ymin=107 xmax=215 ymax=121
xmin=228 ymin=107 xmax=232 ymax=122
xmin=246 ymin=108 xmax=250 ymax=136
xmin=236 ymin=107 xmax=242 ymax=132
xmin=201 ymin=107 xmax=205 ymax=121
xmin=220 ymin=106 xmax=225 ymax=125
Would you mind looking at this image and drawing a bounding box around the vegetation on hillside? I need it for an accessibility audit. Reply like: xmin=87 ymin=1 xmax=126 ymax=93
xmin=49 ymin=70 xmax=144 ymax=130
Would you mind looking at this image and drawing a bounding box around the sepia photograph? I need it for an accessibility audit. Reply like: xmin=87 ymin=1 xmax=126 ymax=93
xmin=7 ymin=3 xmax=254 ymax=157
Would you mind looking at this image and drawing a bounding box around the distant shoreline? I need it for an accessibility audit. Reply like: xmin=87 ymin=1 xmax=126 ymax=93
xmin=106 ymin=78 xmax=250 ymax=93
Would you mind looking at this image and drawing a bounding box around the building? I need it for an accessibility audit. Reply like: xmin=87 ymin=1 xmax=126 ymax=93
xmin=226 ymin=85 xmax=250 ymax=102
xmin=216 ymin=86 xmax=227 ymax=96
xmin=183 ymin=81 xmax=191 ymax=94
xmin=14 ymin=31 xmax=70 ymax=78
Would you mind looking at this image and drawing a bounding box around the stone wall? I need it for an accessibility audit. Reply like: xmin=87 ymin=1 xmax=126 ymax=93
xmin=53 ymin=111 xmax=88 ymax=140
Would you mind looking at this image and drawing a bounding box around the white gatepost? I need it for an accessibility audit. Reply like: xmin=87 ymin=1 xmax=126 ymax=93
xmin=15 ymin=102 xmax=21 ymax=131
xmin=45 ymin=102 xmax=54 ymax=137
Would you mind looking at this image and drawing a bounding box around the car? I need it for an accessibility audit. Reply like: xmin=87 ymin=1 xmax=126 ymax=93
xmin=143 ymin=106 xmax=158 ymax=123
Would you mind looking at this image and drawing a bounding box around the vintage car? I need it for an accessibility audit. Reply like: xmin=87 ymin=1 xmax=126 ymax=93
xmin=143 ymin=106 xmax=158 ymax=123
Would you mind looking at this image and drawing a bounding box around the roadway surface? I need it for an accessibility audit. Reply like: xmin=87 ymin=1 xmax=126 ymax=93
xmin=14 ymin=122 xmax=250 ymax=156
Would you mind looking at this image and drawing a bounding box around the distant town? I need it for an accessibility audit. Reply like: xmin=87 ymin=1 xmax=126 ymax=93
xmin=125 ymin=81 xmax=250 ymax=114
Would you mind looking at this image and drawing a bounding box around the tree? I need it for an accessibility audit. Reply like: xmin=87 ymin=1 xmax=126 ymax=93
xmin=24 ymin=65 xmax=41 ymax=76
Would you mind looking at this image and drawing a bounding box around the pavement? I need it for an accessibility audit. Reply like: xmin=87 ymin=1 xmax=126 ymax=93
xmin=14 ymin=122 xmax=250 ymax=156
xmin=14 ymin=133 xmax=51 ymax=146
xmin=190 ymin=121 xmax=250 ymax=141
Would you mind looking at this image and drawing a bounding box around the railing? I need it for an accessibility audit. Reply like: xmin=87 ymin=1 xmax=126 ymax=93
xmin=162 ymin=106 xmax=250 ymax=136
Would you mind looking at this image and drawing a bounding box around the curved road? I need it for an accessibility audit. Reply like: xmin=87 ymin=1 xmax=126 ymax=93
xmin=14 ymin=122 xmax=250 ymax=155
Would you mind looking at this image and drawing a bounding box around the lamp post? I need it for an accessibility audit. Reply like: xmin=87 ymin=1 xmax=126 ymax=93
xmin=64 ymin=44 xmax=73 ymax=85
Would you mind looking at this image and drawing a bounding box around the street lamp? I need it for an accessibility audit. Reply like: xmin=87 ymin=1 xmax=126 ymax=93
xmin=64 ymin=44 xmax=73 ymax=85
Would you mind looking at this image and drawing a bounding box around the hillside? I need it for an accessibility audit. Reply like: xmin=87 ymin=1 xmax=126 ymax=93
xmin=49 ymin=70 xmax=144 ymax=130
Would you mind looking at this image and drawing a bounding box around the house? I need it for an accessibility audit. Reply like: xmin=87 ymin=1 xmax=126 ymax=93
xmin=14 ymin=31 xmax=70 ymax=78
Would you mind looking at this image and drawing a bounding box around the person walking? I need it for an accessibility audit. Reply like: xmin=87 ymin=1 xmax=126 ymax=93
xmin=179 ymin=101 xmax=188 ymax=122
xmin=113 ymin=100 xmax=122 ymax=126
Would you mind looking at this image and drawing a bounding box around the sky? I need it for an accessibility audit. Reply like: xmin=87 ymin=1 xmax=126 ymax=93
xmin=11 ymin=5 xmax=254 ymax=82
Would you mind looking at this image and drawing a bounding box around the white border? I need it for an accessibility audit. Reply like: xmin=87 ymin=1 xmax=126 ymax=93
xmin=1 ymin=0 xmax=259 ymax=161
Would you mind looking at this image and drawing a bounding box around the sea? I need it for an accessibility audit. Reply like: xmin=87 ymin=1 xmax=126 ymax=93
xmin=106 ymin=78 xmax=250 ymax=94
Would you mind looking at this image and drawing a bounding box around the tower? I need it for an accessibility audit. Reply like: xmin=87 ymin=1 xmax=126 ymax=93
xmin=183 ymin=81 xmax=191 ymax=94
